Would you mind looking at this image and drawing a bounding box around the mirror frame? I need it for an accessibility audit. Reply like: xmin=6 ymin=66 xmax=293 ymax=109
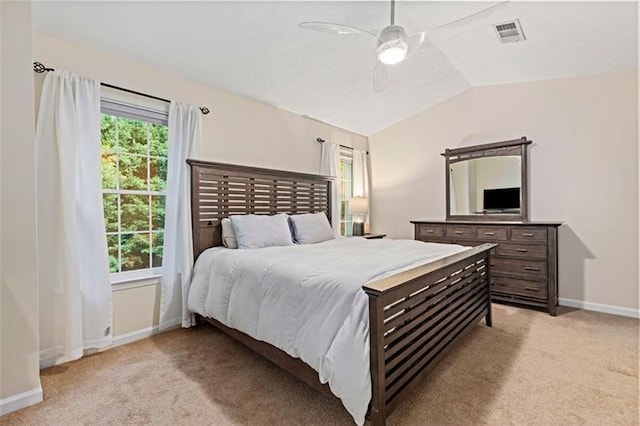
xmin=443 ymin=137 xmax=532 ymax=222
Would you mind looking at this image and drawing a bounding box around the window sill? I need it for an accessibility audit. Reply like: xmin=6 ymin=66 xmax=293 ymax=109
xmin=111 ymin=274 xmax=161 ymax=292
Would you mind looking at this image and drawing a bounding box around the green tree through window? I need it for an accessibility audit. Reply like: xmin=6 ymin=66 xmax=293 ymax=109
xmin=101 ymin=114 xmax=167 ymax=276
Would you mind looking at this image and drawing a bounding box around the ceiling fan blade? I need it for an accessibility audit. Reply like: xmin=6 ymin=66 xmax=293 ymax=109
xmin=431 ymin=1 xmax=511 ymax=33
xmin=298 ymin=21 xmax=379 ymax=39
xmin=407 ymin=31 xmax=428 ymax=58
xmin=373 ymin=61 xmax=388 ymax=93
xmin=405 ymin=1 xmax=511 ymax=56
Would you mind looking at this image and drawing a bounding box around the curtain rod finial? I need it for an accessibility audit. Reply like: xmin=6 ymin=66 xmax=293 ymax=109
xmin=200 ymin=106 xmax=210 ymax=115
xmin=316 ymin=137 xmax=325 ymax=143
xmin=33 ymin=61 xmax=54 ymax=73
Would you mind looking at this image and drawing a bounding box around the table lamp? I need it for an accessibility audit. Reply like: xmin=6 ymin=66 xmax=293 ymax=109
xmin=349 ymin=197 xmax=368 ymax=236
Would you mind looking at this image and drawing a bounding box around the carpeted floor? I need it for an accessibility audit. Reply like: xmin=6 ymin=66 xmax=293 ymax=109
xmin=3 ymin=304 xmax=639 ymax=425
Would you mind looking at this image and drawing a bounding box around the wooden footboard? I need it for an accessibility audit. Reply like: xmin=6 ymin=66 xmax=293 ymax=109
xmin=363 ymin=243 xmax=495 ymax=425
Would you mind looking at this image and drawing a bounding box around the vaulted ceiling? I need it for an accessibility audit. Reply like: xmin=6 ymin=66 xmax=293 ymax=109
xmin=32 ymin=1 xmax=638 ymax=135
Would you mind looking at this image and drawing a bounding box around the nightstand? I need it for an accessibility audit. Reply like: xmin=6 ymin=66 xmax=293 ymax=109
xmin=362 ymin=233 xmax=386 ymax=239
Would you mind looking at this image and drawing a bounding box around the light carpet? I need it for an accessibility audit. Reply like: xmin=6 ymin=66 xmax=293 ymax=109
xmin=3 ymin=304 xmax=638 ymax=425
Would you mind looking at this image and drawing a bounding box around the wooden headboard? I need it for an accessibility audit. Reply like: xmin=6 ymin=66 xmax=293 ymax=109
xmin=188 ymin=159 xmax=333 ymax=259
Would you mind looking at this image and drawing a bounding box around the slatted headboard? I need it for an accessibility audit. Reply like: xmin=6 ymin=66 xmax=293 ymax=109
xmin=187 ymin=160 xmax=333 ymax=259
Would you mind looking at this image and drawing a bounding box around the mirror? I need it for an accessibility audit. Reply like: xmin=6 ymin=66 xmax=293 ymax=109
xmin=450 ymin=156 xmax=521 ymax=215
xmin=444 ymin=138 xmax=531 ymax=221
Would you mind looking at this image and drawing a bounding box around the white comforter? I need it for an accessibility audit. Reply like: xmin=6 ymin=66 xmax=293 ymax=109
xmin=188 ymin=237 xmax=468 ymax=424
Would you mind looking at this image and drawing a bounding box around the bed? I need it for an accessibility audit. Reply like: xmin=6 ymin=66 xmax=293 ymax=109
xmin=187 ymin=159 xmax=495 ymax=425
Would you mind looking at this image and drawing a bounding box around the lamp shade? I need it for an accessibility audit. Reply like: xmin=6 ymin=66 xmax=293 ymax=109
xmin=348 ymin=197 xmax=368 ymax=216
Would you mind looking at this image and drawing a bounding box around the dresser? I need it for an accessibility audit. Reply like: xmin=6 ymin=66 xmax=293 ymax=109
xmin=411 ymin=220 xmax=561 ymax=315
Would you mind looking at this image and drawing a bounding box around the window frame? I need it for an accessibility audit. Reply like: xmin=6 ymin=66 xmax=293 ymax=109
xmin=100 ymin=99 xmax=169 ymax=283
xmin=339 ymin=148 xmax=354 ymax=237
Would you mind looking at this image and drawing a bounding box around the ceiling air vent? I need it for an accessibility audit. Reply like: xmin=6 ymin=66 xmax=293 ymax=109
xmin=493 ymin=19 xmax=526 ymax=44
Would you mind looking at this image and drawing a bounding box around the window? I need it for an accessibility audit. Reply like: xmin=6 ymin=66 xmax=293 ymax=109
xmin=100 ymin=101 xmax=168 ymax=281
xmin=339 ymin=148 xmax=353 ymax=236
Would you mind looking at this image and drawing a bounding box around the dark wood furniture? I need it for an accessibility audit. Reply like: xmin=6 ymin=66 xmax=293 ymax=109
xmin=362 ymin=233 xmax=386 ymax=239
xmin=412 ymin=220 xmax=561 ymax=315
xmin=444 ymin=137 xmax=531 ymax=222
xmin=188 ymin=159 xmax=496 ymax=425
xmin=437 ymin=137 xmax=562 ymax=315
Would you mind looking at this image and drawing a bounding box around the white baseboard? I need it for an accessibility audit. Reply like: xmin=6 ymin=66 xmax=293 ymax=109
xmin=40 ymin=319 xmax=183 ymax=369
xmin=111 ymin=325 xmax=161 ymax=348
xmin=559 ymin=298 xmax=640 ymax=319
xmin=111 ymin=319 xmax=181 ymax=349
xmin=0 ymin=385 xmax=43 ymax=416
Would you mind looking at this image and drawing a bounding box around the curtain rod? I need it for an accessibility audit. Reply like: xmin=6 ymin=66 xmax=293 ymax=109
xmin=316 ymin=137 xmax=369 ymax=155
xmin=33 ymin=62 xmax=210 ymax=115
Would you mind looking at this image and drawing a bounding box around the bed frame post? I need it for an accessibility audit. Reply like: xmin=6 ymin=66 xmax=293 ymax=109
xmin=367 ymin=292 xmax=386 ymax=426
xmin=485 ymin=250 xmax=493 ymax=327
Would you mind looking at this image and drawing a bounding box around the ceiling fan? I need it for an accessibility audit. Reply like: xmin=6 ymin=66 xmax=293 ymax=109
xmin=299 ymin=0 xmax=509 ymax=92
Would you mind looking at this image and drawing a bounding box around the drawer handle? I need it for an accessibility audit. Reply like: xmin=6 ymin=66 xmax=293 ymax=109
xmin=524 ymin=287 xmax=540 ymax=292
xmin=454 ymin=230 xmax=464 ymax=234
xmin=524 ymin=267 xmax=540 ymax=272
xmin=521 ymin=233 xmax=534 ymax=237
xmin=484 ymin=232 xmax=495 ymax=236
xmin=425 ymin=230 xmax=434 ymax=233
xmin=516 ymin=248 xmax=528 ymax=253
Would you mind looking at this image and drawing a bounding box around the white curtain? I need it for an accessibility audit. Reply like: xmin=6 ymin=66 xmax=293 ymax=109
xmin=352 ymin=149 xmax=370 ymax=226
xmin=36 ymin=70 xmax=112 ymax=366
xmin=320 ymin=142 xmax=341 ymax=236
xmin=159 ymin=102 xmax=202 ymax=329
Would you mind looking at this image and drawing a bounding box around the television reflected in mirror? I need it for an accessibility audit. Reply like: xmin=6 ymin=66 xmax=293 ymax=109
xmin=483 ymin=187 xmax=520 ymax=212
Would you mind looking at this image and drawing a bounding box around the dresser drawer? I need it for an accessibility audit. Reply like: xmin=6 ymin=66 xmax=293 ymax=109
xmin=416 ymin=224 xmax=444 ymax=238
xmin=491 ymin=276 xmax=548 ymax=300
xmin=476 ymin=226 xmax=508 ymax=241
xmin=491 ymin=258 xmax=547 ymax=278
xmin=498 ymin=243 xmax=547 ymax=259
xmin=510 ymin=227 xmax=547 ymax=243
xmin=445 ymin=226 xmax=475 ymax=239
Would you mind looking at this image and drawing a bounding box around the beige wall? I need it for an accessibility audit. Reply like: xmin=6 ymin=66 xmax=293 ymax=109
xmin=369 ymin=72 xmax=639 ymax=312
xmin=112 ymin=283 xmax=160 ymax=337
xmin=32 ymin=33 xmax=368 ymax=168
xmin=32 ymin=32 xmax=368 ymax=341
xmin=0 ymin=0 xmax=42 ymax=409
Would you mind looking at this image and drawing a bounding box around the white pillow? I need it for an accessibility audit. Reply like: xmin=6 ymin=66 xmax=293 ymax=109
xmin=220 ymin=218 xmax=238 ymax=249
xmin=289 ymin=213 xmax=335 ymax=244
xmin=230 ymin=214 xmax=294 ymax=249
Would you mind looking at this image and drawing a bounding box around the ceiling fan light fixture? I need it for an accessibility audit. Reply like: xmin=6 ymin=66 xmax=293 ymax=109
xmin=377 ymin=25 xmax=408 ymax=65
xmin=377 ymin=40 xmax=408 ymax=65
